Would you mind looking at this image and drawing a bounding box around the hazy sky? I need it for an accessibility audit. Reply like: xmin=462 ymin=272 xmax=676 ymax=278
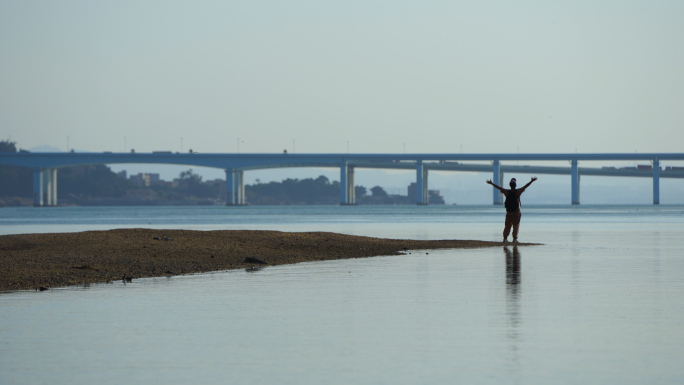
xmin=1 ymin=1 xmax=682 ymax=155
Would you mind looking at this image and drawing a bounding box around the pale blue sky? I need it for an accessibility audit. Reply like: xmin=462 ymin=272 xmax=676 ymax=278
xmin=1 ymin=1 xmax=683 ymax=155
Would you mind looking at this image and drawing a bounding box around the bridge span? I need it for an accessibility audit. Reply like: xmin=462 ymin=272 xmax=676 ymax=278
xmin=1 ymin=152 xmax=683 ymax=206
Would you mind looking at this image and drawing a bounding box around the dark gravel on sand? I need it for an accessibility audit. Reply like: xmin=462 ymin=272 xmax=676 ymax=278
xmin=0 ymin=229 xmax=528 ymax=291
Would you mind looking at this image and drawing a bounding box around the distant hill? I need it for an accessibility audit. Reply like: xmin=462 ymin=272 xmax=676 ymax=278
xmin=28 ymin=145 xmax=63 ymax=152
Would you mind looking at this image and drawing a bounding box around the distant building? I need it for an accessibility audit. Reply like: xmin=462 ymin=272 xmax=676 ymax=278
xmin=129 ymin=173 xmax=161 ymax=187
xmin=156 ymin=180 xmax=179 ymax=189
xmin=407 ymin=183 xmax=446 ymax=205
xmin=148 ymin=173 xmax=160 ymax=184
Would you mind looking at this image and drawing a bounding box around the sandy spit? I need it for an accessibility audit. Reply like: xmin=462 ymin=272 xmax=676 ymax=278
xmin=0 ymin=229 xmax=532 ymax=292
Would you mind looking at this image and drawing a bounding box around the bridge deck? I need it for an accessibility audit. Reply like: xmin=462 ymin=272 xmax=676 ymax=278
xmin=2 ymin=152 xmax=682 ymax=206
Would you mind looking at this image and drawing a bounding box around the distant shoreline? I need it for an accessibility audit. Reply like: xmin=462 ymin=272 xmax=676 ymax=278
xmin=0 ymin=229 xmax=533 ymax=292
xmin=0 ymin=198 xmax=445 ymax=207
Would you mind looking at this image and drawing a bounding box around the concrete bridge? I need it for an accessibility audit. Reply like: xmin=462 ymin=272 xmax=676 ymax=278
xmin=1 ymin=152 xmax=683 ymax=206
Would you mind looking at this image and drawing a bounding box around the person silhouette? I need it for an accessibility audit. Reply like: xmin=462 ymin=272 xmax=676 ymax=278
xmin=487 ymin=177 xmax=537 ymax=243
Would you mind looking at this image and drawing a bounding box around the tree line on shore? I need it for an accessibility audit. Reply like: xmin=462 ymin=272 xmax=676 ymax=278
xmin=1 ymin=140 xmax=408 ymax=206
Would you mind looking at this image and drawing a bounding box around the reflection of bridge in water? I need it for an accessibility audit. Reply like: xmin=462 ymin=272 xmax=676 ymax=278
xmin=1 ymin=152 xmax=683 ymax=206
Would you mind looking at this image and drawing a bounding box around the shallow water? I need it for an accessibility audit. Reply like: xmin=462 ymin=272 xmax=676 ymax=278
xmin=1 ymin=205 xmax=684 ymax=384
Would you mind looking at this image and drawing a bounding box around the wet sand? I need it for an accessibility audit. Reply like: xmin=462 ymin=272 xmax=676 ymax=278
xmin=0 ymin=229 xmax=532 ymax=291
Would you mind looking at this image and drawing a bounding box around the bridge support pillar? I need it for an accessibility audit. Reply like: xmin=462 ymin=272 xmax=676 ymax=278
xmin=225 ymin=169 xmax=245 ymax=205
xmin=44 ymin=168 xmax=57 ymax=206
xmin=492 ymin=160 xmax=503 ymax=205
xmin=51 ymin=169 xmax=58 ymax=206
xmin=416 ymin=161 xmax=428 ymax=205
xmin=571 ymin=160 xmax=580 ymax=205
xmin=653 ymin=159 xmax=660 ymax=205
xmin=33 ymin=168 xmax=43 ymax=207
xmin=32 ymin=168 xmax=58 ymax=207
xmin=340 ymin=162 xmax=356 ymax=205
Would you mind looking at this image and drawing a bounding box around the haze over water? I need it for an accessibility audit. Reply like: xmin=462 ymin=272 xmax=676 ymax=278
xmin=3 ymin=1 xmax=683 ymax=381
xmin=1 ymin=205 xmax=684 ymax=384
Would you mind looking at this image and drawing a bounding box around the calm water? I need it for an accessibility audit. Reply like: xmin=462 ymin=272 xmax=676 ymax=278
xmin=1 ymin=205 xmax=684 ymax=384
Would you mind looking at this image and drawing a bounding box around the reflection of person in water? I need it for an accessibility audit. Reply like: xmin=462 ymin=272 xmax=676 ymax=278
xmin=504 ymin=246 xmax=522 ymax=351
xmin=504 ymin=246 xmax=521 ymax=287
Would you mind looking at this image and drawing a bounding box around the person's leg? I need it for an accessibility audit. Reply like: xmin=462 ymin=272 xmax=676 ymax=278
xmin=503 ymin=212 xmax=514 ymax=241
xmin=511 ymin=212 xmax=522 ymax=241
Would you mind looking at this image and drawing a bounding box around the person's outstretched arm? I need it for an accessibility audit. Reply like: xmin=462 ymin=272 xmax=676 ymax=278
xmin=486 ymin=179 xmax=506 ymax=194
xmin=519 ymin=177 xmax=537 ymax=192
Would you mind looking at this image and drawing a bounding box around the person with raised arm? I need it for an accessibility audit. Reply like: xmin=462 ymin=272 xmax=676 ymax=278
xmin=486 ymin=177 xmax=537 ymax=243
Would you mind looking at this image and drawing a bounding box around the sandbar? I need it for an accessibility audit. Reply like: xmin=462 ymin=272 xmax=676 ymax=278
xmin=0 ymin=229 xmax=531 ymax=291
